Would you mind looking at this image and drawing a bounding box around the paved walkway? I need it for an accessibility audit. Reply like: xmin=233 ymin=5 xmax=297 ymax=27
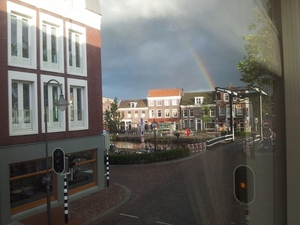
xmin=17 ymin=183 xmax=130 ymax=225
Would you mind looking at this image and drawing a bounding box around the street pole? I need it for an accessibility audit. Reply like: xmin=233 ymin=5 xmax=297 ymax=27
xmin=44 ymin=79 xmax=69 ymax=225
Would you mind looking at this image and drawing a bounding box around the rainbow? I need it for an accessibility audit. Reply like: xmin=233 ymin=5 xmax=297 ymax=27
xmin=180 ymin=36 xmax=215 ymax=90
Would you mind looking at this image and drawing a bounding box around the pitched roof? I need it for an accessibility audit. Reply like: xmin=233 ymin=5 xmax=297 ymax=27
xmin=181 ymin=91 xmax=215 ymax=105
xmin=118 ymin=99 xmax=147 ymax=108
xmin=148 ymin=88 xmax=183 ymax=97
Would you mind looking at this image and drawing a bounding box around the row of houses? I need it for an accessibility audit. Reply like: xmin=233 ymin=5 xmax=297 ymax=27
xmin=113 ymin=86 xmax=253 ymax=134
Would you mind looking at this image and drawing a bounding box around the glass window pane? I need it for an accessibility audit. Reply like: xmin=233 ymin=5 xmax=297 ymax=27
xmin=68 ymin=32 xmax=72 ymax=66
xmin=11 ymin=15 xmax=17 ymax=56
xmin=42 ymin=25 xmax=47 ymax=62
xmin=75 ymin=34 xmax=80 ymax=67
xmin=51 ymin=27 xmax=57 ymax=63
xmin=23 ymin=83 xmax=30 ymax=124
xmin=52 ymin=86 xmax=58 ymax=122
xmin=70 ymin=87 xmax=74 ymax=121
xmin=22 ymin=18 xmax=29 ymax=59
xmin=77 ymin=88 xmax=82 ymax=121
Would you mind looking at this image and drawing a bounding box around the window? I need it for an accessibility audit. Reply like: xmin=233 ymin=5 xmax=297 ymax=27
xmin=236 ymin=105 xmax=243 ymax=115
xmin=148 ymin=100 xmax=154 ymax=106
xmin=172 ymin=109 xmax=178 ymax=117
xmin=195 ymin=97 xmax=204 ymax=105
xmin=68 ymin=149 xmax=97 ymax=191
xmin=172 ymin=99 xmax=177 ymax=106
xmin=189 ymin=109 xmax=194 ymax=117
xmin=190 ymin=119 xmax=195 ymax=129
xmin=210 ymin=108 xmax=215 ymax=117
xmin=164 ymin=100 xmax=169 ymax=106
xmin=130 ymin=102 xmax=136 ymax=108
xmin=134 ymin=111 xmax=138 ymax=118
xmin=219 ymin=106 xmax=225 ymax=116
xmin=66 ymin=22 xmax=87 ymax=76
xmin=10 ymin=158 xmax=55 ymax=211
xmin=157 ymin=100 xmax=162 ymax=106
xmin=149 ymin=110 xmax=154 ymax=118
xmin=7 ymin=2 xmax=36 ymax=69
xmin=165 ymin=109 xmax=170 ymax=118
xmin=68 ymin=79 xmax=88 ymax=130
xmin=41 ymin=75 xmax=66 ymax=133
xmin=183 ymin=119 xmax=188 ymax=129
xmin=183 ymin=109 xmax=188 ymax=117
xmin=224 ymin=93 xmax=229 ymax=101
xmin=40 ymin=13 xmax=64 ymax=73
xmin=157 ymin=109 xmax=162 ymax=118
xmin=8 ymin=71 xmax=38 ymax=136
xmin=141 ymin=111 xmax=145 ymax=118
xmin=127 ymin=111 xmax=131 ymax=118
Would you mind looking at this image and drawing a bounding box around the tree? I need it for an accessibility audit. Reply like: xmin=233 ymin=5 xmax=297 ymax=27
xmin=104 ymin=98 xmax=123 ymax=144
xmin=237 ymin=6 xmax=276 ymax=89
xmin=202 ymin=105 xmax=211 ymax=133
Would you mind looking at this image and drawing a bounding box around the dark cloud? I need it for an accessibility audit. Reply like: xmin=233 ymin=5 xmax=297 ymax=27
xmin=100 ymin=0 xmax=256 ymax=100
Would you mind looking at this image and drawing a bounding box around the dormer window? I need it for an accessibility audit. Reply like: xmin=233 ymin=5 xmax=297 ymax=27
xmin=130 ymin=102 xmax=137 ymax=108
xmin=195 ymin=97 xmax=204 ymax=105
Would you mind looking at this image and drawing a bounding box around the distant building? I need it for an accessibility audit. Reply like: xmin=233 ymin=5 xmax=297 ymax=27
xmin=118 ymin=99 xmax=148 ymax=132
xmin=102 ymin=97 xmax=115 ymax=131
xmin=147 ymin=88 xmax=183 ymax=132
xmin=180 ymin=91 xmax=216 ymax=131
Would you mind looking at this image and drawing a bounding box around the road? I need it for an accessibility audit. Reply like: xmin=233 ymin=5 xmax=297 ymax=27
xmin=90 ymin=140 xmax=273 ymax=225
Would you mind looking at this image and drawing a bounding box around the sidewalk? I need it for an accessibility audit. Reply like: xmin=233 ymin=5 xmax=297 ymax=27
xmin=16 ymin=183 xmax=130 ymax=225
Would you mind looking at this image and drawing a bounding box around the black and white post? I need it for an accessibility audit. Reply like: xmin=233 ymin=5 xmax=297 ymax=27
xmin=106 ymin=150 xmax=109 ymax=187
xmin=64 ymin=174 xmax=69 ymax=223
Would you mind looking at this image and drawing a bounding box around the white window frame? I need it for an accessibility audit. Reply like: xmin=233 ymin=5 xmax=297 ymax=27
xmin=68 ymin=78 xmax=89 ymax=131
xmin=148 ymin=100 xmax=154 ymax=106
xmin=8 ymin=71 xmax=38 ymax=136
xmin=224 ymin=93 xmax=229 ymax=102
xmin=141 ymin=111 xmax=145 ymax=118
xmin=164 ymin=100 xmax=169 ymax=106
xmin=157 ymin=109 xmax=162 ymax=118
xmin=149 ymin=110 xmax=154 ymax=118
xmin=195 ymin=97 xmax=204 ymax=105
xmin=41 ymin=75 xmax=66 ymax=133
xmin=165 ymin=109 xmax=170 ymax=118
xmin=7 ymin=2 xmax=37 ymax=69
xmin=134 ymin=111 xmax=138 ymax=118
xmin=156 ymin=100 xmax=162 ymax=106
xmin=210 ymin=108 xmax=215 ymax=117
xmin=40 ymin=13 xmax=64 ymax=73
xmin=66 ymin=22 xmax=87 ymax=76
xmin=189 ymin=109 xmax=194 ymax=117
xmin=127 ymin=111 xmax=132 ymax=118
xmin=236 ymin=104 xmax=243 ymax=115
xmin=172 ymin=109 xmax=178 ymax=118
xmin=183 ymin=109 xmax=188 ymax=118
xmin=219 ymin=106 xmax=225 ymax=116
xmin=172 ymin=99 xmax=177 ymax=106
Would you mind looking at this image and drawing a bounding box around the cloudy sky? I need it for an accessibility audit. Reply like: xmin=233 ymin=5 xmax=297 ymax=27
xmin=100 ymin=0 xmax=258 ymax=100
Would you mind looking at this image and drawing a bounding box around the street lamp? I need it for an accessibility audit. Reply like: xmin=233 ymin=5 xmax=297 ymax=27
xmin=152 ymin=120 xmax=158 ymax=151
xmin=44 ymin=79 xmax=69 ymax=225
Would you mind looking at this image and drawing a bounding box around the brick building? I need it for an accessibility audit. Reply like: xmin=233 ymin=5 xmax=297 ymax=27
xmin=0 ymin=1 xmax=105 ymax=224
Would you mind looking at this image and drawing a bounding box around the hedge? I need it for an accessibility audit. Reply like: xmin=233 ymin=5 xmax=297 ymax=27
xmin=107 ymin=148 xmax=190 ymax=165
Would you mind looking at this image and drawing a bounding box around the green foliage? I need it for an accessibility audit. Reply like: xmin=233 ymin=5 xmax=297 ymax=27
xmin=202 ymin=105 xmax=211 ymax=132
xmin=237 ymin=7 xmax=275 ymax=89
xmin=104 ymin=98 xmax=123 ymax=134
xmin=108 ymin=148 xmax=190 ymax=165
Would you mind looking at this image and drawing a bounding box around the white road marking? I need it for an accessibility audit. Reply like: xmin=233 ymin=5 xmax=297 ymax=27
xmin=119 ymin=213 xmax=139 ymax=219
xmin=156 ymin=221 xmax=173 ymax=225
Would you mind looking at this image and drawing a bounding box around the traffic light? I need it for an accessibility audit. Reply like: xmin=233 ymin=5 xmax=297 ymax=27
xmin=234 ymin=165 xmax=255 ymax=204
xmin=52 ymin=148 xmax=65 ymax=174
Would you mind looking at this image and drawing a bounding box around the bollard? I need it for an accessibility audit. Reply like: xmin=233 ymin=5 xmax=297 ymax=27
xmin=64 ymin=174 xmax=69 ymax=223
xmin=106 ymin=151 xmax=109 ymax=187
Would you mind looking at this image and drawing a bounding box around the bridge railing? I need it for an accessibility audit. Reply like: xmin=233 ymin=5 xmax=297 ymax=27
xmin=206 ymin=134 xmax=234 ymax=148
